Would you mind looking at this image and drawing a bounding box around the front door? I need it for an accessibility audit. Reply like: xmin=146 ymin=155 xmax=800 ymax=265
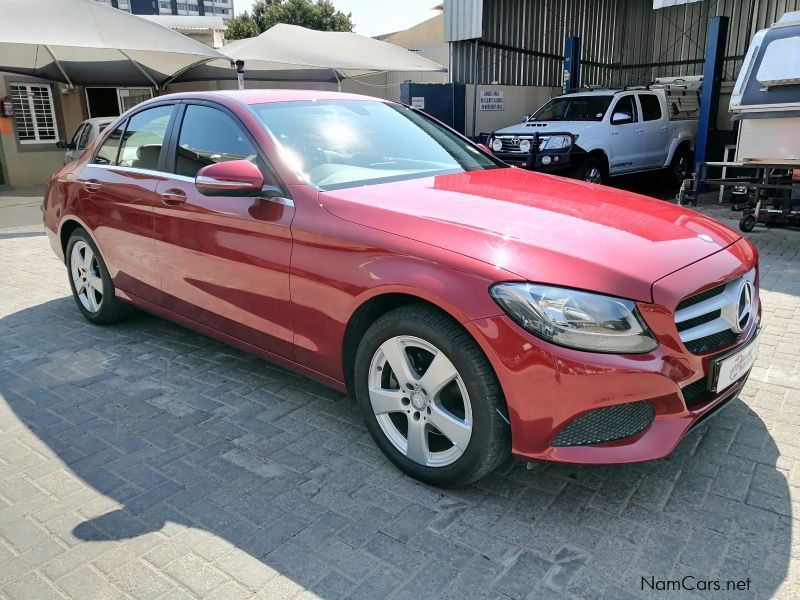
xmin=608 ymin=94 xmax=642 ymax=174
xmin=75 ymin=103 xmax=176 ymax=302
xmin=153 ymin=102 xmax=295 ymax=359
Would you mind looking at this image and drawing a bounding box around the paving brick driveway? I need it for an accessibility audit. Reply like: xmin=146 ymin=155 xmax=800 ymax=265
xmin=0 ymin=188 xmax=798 ymax=600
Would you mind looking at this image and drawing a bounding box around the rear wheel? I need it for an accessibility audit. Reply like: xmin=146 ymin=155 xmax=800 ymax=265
xmin=671 ymin=146 xmax=693 ymax=184
xmin=66 ymin=229 xmax=132 ymax=324
xmin=354 ymin=305 xmax=510 ymax=486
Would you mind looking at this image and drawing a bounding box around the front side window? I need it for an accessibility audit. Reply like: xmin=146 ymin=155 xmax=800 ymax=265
xmin=252 ymin=99 xmax=501 ymax=190
xmin=175 ymin=105 xmax=259 ymax=178
xmin=638 ymin=94 xmax=662 ymax=121
xmin=612 ymin=95 xmax=638 ymax=123
xmin=93 ymin=125 xmax=124 ymax=165
xmin=529 ymin=96 xmax=612 ymax=122
xmin=117 ymin=105 xmax=173 ymax=170
xmin=77 ymin=124 xmax=93 ymax=150
xmin=70 ymin=124 xmax=87 ymax=150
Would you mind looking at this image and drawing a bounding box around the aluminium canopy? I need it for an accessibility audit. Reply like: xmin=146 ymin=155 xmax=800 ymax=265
xmin=181 ymin=23 xmax=446 ymax=84
xmin=0 ymin=0 xmax=228 ymax=87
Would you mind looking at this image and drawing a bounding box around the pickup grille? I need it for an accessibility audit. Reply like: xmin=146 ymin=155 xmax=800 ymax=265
xmin=674 ymin=270 xmax=756 ymax=355
xmin=493 ymin=135 xmax=540 ymax=153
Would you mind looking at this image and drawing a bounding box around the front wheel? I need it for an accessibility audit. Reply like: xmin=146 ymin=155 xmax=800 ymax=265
xmin=573 ymin=157 xmax=607 ymax=185
xmin=354 ymin=305 xmax=510 ymax=487
xmin=739 ymin=215 xmax=756 ymax=232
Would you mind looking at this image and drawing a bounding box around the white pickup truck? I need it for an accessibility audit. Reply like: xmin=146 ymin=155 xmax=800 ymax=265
xmin=488 ymin=87 xmax=698 ymax=184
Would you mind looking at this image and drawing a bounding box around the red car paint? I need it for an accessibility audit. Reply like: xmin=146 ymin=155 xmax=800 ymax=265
xmin=43 ymin=90 xmax=760 ymax=464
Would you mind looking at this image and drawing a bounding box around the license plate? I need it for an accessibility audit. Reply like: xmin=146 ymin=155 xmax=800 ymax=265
xmin=710 ymin=331 xmax=760 ymax=393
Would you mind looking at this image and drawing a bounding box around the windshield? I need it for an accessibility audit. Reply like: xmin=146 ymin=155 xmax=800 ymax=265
xmin=530 ymin=95 xmax=613 ymax=122
xmin=252 ymin=99 xmax=502 ymax=190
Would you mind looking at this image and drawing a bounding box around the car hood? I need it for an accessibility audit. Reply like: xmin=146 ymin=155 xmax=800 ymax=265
xmin=494 ymin=120 xmax=602 ymax=139
xmin=318 ymin=168 xmax=742 ymax=302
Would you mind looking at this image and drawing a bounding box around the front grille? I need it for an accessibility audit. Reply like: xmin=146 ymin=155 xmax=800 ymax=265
xmin=494 ymin=135 xmax=540 ymax=153
xmin=674 ymin=271 xmax=756 ymax=355
xmin=552 ymin=401 xmax=655 ymax=447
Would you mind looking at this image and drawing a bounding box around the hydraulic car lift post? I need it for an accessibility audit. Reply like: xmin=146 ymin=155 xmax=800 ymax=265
xmin=563 ymin=37 xmax=581 ymax=94
xmin=694 ymin=16 xmax=729 ymax=186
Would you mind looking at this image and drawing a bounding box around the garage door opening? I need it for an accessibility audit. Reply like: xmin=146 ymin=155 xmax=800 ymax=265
xmin=85 ymin=87 xmax=154 ymax=118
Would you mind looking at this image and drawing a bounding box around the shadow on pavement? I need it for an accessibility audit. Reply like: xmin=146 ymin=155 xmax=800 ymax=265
xmin=0 ymin=298 xmax=791 ymax=598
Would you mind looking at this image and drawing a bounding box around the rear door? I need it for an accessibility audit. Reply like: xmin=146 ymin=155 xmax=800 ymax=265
xmin=608 ymin=94 xmax=642 ymax=173
xmin=75 ymin=103 xmax=177 ymax=302
xmin=152 ymin=101 xmax=295 ymax=359
xmin=637 ymin=93 xmax=669 ymax=168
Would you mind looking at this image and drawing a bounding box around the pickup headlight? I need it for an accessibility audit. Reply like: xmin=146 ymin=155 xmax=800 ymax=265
xmin=490 ymin=283 xmax=658 ymax=353
xmin=491 ymin=138 xmax=503 ymax=152
xmin=540 ymin=135 xmax=572 ymax=150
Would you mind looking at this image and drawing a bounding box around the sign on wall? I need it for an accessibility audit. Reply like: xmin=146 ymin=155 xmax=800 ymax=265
xmin=411 ymin=97 xmax=425 ymax=109
xmin=479 ymin=90 xmax=504 ymax=111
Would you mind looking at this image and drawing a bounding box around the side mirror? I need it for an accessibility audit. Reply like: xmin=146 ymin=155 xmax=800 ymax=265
xmin=56 ymin=140 xmax=75 ymax=150
xmin=477 ymin=143 xmax=493 ymax=155
xmin=611 ymin=112 xmax=634 ymax=125
xmin=195 ymin=159 xmax=264 ymax=196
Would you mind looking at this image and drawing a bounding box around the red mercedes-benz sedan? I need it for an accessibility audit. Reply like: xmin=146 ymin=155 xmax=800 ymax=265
xmin=43 ymin=90 xmax=760 ymax=486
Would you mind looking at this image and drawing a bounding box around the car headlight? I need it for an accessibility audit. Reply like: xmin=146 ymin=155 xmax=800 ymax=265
xmin=489 ymin=283 xmax=658 ymax=353
xmin=491 ymin=138 xmax=503 ymax=152
xmin=519 ymin=139 xmax=532 ymax=153
xmin=540 ymin=135 xmax=572 ymax=150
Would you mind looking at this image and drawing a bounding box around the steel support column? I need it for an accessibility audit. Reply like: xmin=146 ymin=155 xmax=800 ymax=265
xmin=563 ymin=36 xmax=581 ymax=94
xmin=695 ymin=16 xmax=729 ymax=171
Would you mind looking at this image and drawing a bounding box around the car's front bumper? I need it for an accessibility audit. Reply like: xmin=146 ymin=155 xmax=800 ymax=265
xmin=465 ymin=237 xmax=760 ymax=464
xmin=493 ymin=149 xmax=575 ymax=172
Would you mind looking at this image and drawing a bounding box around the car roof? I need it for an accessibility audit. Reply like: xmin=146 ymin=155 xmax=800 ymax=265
xmin=82 ymin=117 xmax=116 ymax=126
xmin=153 ymin=89 xmax=387 ymax=106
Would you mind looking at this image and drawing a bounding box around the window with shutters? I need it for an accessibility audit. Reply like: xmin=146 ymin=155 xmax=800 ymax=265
xmin=9 ymin=83 xmax=59 ymax=144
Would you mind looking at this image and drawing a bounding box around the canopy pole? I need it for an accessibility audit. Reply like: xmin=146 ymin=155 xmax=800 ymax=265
xmin=234 ymin=60 xmax=245 ymax=90
xmin=334 ymin=70 xmax=342 ymax=92
xmin=119 ymin=50 xmax=159 ymax=90
xmin=43 ymin=45 xmax=73 ymax=89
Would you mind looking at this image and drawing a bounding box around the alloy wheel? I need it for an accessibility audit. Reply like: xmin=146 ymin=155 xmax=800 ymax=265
xmin=367 ymin=335 xmax=473 ymax=467
xmin=584 ymin=166 xmax=603 ymax=183
xmin=70 ymin=240 xmax=103 ymax=313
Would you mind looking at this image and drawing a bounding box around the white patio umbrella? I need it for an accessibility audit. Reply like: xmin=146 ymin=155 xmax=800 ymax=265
xmin=184 ymin=23 xmax=446 ymax=88
xmin=0 ymin=0 xmax=229 ymax=87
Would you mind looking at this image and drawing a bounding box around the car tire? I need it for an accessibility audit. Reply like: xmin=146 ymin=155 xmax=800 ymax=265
xmin=739 ymin=215 xmax=756 ymax=232
xmin=354 ymin=304 xmax=510 ymax=487
xmin=66 ymin=228 xmax=132 ymax=325
xmin=670 ymin=146 xmax=693 ymax=184
xmin=574 ymin=157 xmax=607 ymax=185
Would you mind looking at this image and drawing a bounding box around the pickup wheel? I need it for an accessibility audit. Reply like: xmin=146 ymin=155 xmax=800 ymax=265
xmin=671 ymin=147 xmax=693 ymax=184
xmin=574 ymin=157 xmax=607 ymax=185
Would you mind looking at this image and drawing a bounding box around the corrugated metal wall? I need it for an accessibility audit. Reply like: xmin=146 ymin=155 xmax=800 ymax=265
xmin=449 ymin=0 xmax=800 ymax=87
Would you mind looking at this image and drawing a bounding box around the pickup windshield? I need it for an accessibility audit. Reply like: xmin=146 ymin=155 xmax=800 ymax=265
xmin=252 ymin=99 xmax=502 ymax=191
xmin=530 ymin=96 xmax=613 ymax=122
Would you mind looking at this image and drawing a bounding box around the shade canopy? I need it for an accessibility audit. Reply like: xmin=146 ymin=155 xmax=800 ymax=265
xmin=182 ymin=23 xmax=446 ymax=83
xmin=0 ymin=0 xmax=229 ymax=87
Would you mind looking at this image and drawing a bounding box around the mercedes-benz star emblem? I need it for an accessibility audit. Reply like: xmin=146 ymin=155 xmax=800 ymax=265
xmin=735 ymin=280 xmax=754 ymax=333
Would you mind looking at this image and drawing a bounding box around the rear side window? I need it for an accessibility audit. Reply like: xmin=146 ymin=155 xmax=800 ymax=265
xmin=117 ymin=105 xmax=173 ymax=171
xmin=93 ymin=125 xmax=124 ymax=165
xmin=638 ymin=94 xmax=662 ymax=121
xmin=174 ymin=105 xmax=258 ymax=178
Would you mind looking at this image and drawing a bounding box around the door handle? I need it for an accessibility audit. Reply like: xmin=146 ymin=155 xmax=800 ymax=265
xmin=82 ymin=179 xmax=102 ymax=193
xmin=660 ymin=126 xmax=668 ymax=132
xmin=160 ymin=189 xmax=187 ymax=205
